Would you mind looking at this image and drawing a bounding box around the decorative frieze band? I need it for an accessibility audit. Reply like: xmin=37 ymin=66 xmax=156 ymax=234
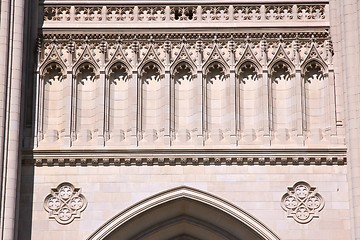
xmin=24 ymin=150 xmax=346 ymax=166
xmin=42 ymin=3 xmax=328 ymax=29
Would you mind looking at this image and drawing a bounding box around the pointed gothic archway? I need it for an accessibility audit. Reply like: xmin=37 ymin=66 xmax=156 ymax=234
xmin=87 ymin=186 xmax=281 ymax=240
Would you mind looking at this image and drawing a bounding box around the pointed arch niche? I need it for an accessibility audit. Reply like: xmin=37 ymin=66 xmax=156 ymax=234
xmin=173 ymin=62 xmax=199 ymax=133
xmin=205 ymin=62 xmax=230 ymax=133
xmin=304 ymin=61 xmax=328 ymax=132
xmin=238 ymin=62 xmax=262 ymax=134
xmin=270 ymin=61 xmax=295 ymax=132
xmin=42 ymin=63 xmax=66 ymax=142
xmin=141 ymin=62 xmax=165 ymax=131
xmin=87 ymin=187 xmax=280 ymax=240
xmin=75 ymin=63 xmax=98 ymax=140
xmin=108 ymin=62 xmax=133 ymax=136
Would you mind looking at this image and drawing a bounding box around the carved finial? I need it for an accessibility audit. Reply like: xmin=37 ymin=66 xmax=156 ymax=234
xmin=293 ymin=34 xmax=301 ymax=67
xmin=310 ymin=34 xmax=316 ymax=43
xmin=326 ymin=32 xmax=334 ymax=64
xmin=326 ymin=35 xmax=333 ymax=53
xmin=212 ymin=35 xmax=218 ymax=44
xmin=245 ymin=34 xmax=251 ymax=44
xmin=51 ymin=36 xmax=57 ymax=44
xmin=67 ymin=38 xmax=75 ymax=54
xmin=36 ymin=36 xmax=44 ymax=66
xmin=260 ymin=35 xmax=268 ymax=67
xmin=99 ymin=36 xmax=107 ymax=54
xmin=293 ymin=34 xmax=300 ymax=50
xmin=278 ymin=34 xmax=284 ymax=43
xmin=181 ymin=36 xmax=187 ymax=44
xmin=164 ymin=38 xmax=171 ymax=53
xmin=116 ymin=35 xmax=122 ymax=45
xmin=36 ymin=37 xmax=43 ymax=51
xmin=131 ymin=39 xmax=139 ymax=53
xmin=228 ymin=37 xmax=235 ymax=52
xmin=196 ymin=38 xmax=203 ymax=52
xmin=83 ymin=36 xmax=90 ymax=44
xmin=148 ymin=35 xmax=155 ymax=44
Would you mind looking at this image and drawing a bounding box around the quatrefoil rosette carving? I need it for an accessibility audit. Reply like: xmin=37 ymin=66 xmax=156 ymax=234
xmin=44 ymin=182 xmax=87 ymax=224
xmin=281 ymin=181 xmax=324 ymax=223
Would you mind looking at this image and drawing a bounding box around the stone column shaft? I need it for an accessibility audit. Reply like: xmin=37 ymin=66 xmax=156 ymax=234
xmin=0 ymin=0 xmax=25 ymax=239
xmin=331 ymin=0 xmax=360 ymax=238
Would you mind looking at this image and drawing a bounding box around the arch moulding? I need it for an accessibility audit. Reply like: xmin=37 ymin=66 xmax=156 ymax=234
xmin=87 ymin=186 xmax=281 ymax=240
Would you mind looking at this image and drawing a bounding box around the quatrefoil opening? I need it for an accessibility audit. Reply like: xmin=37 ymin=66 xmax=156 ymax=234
xmin=44 ymin=182 xmax=87 ymax=224
xmin=281 ymin=181 xmax=324 ymax=224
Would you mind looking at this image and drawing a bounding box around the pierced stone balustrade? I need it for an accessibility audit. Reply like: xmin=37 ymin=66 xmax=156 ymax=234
xmin=42 ymin=2 xmax=329 ymax=30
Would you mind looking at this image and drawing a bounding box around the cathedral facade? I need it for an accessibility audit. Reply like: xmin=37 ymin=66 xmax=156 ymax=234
xmin=0 ymin=0 xmax=359 ymax=239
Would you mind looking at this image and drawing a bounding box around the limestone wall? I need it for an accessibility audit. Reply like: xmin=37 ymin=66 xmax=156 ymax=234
xmin=19 ymin=165 xmax=351 ymax=240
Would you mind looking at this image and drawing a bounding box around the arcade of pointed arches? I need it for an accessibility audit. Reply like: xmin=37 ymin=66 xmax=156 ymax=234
xmin=36 ymin=35 xmax=336 ymax=146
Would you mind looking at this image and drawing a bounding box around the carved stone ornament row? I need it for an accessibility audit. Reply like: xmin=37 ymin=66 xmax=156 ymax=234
xmin=43 ymin=4 xmax=327 ymax=23
xmin=281 ymin=181 xmax=324 ymax=223
xmin=44 ymin=182 xmax=87 ymax=224
xmin=28 ymin=155 xmax=346 ymax=167
xmin=38 ymin=32 xmax=333 ymax=71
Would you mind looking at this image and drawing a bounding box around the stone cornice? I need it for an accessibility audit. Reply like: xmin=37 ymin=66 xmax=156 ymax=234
xmin=23 ymin=148 xmax=347 ymax=166
xmin=40 ymin=31 xmax=330 ymax=41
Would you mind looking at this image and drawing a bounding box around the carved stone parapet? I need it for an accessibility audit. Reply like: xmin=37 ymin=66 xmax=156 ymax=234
xmin=43 ymin=3 xmax=329 ymax=30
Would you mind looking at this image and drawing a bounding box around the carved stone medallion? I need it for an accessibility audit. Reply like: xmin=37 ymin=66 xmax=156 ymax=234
xmin=44 ymin=182 xmax=87 ymax=224
xmin=281 ymin=181 xmax=324 ymax=223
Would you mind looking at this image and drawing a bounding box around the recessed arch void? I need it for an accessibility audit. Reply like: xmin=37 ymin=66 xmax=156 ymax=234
xmin=87 ymin=186 xmax=280 ymax=240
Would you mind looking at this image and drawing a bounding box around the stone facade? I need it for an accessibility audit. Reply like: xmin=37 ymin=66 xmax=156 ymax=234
xmin=0 ymin=0 xmax=359 ymax=239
